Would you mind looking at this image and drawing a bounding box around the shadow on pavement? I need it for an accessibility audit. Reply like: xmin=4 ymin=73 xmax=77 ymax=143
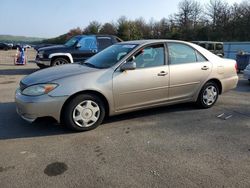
xmin=104 ymin=103 xmax=197 ymax=124
xmin=0 ymin=68 xmax=37 ymax=75
xmin=0 ymin=102 xmax=197 ymax=140
xmin=0 ymin=102 xmax=73 ymax=140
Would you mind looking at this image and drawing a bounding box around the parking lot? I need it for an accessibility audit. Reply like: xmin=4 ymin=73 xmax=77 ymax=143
xmin=0 ymin=49 xmax=250 ymax=187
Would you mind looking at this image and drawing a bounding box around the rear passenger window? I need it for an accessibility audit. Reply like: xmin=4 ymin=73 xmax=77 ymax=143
xmin=216 ymin=43 xmax=223 ymax=50
xmin=97 ymin=37 xmax=113 ymax=51
xmin=168 ymin=43 xmax=197 ymax=64
xmin=196 ymin=51 xmax=207 ymax=62
xmin=207 ymin=43 xmax=214 ymax=50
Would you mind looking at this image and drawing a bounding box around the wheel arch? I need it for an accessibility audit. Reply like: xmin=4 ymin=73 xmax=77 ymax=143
xmin=49 ymin=53 xmax=74 ymax=65
xmin=205 ymin=78 xmax=222 ymax=94
xmin=60 ymin=90 xmax=110 ymax=122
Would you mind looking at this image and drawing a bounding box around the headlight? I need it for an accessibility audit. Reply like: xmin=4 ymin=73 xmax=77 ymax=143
xmin=22 ymin=84 xmax=58 ymax=96
xmin=37 ymin=51 xmax=44 ymax=58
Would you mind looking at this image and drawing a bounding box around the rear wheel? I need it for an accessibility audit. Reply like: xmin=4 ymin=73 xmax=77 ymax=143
xmin=62 ymin=94 xmax=105 ymax=131
xmin=51 ymin=57 xmax=69 ymax=66
xmin=196 ymin=82 xmax=219 ymax=108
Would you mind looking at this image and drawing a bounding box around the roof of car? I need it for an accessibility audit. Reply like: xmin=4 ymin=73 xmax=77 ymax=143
xmin=119 ymin=39 xmax=189 ymax=45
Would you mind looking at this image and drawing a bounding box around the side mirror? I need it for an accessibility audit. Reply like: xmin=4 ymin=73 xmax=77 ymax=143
xmin=120 ymin=61 xmax=136 ymax=71
xmin=76 ymin=43 xmax=81 ymax=48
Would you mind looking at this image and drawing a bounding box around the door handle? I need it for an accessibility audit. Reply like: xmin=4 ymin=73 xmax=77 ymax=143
xmin=157 ymin=71 xmax=168 ymax=76
xmin=201 ymin=66 xmax=209 ymax=70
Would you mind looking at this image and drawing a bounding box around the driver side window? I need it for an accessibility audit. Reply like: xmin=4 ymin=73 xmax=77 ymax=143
xmin=128 ymin=44 xmax=165 ymax=68
xmin=78 ymin=37 xmax=97 ymax=51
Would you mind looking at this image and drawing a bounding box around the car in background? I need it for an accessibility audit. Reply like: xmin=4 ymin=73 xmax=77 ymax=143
xmin=34 ymin=35 xmax=122 ymax=68
xmin=0 ymin=42 xmax=11 ymax=50
xmin=16 ymin=40 xmax=238 ymax=132
xmin=192 ymin=41 xmax=224 ymax=57
xmin=243 ymin=64 xmax=250 ymax=82
xmin=34 ymin=44 xmax=54 ymax=51
xmin=23 ymin=44 xmax=31 ymax=49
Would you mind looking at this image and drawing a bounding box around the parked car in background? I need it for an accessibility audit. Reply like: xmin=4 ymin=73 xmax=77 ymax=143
xmin=0 ymin=42 xmax=11 ymax=50
xmin=236 ymin=53 xmax=250 ymax=72
xmin=192 ymin=41 xmax=224 ymax=57
xmin=34 ymin=35 xmax=122 ymax=68
xmin=23 ymin=44 xmax=31 ymax=49
xmin=34 ymin=44 xmax=54 ymax=51
xmin=16 ymin=40 xmax=238 ymax=131
xmin=243 ymin=64 xmax=250 ymax=82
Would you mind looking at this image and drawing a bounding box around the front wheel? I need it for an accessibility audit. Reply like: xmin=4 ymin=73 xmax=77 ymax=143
xmin=51 ymin=57 xmax=69 ymax=66
xmin=61 ymin=94 xmax=105 ymax=131
xmin=196 ymin=82 xmax=219 ymax=108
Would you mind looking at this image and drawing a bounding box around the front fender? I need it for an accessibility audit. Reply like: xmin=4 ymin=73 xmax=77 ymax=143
xmin=49 ymin=53 xmax=74 ymax=63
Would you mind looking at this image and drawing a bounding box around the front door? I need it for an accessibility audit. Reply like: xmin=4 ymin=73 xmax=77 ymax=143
xmin=113 ymin=43 xmax=169 ymax=111
xmin=71 ymin=36 xmax=98 ymax=62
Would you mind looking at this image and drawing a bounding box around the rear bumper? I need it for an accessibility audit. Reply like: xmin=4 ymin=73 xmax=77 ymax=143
xmin=15 ymin=89 xmax=68 ymax=123
xmin=221 ymin=75 xmax=239 ymax=93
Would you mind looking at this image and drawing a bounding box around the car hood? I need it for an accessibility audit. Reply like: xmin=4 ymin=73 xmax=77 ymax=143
xmin=38 ymin=45 xmax=67 ymax=51
xmin=21 ymin=63 xmax=97 ymax=86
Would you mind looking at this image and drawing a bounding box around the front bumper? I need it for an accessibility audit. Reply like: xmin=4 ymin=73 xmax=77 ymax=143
xmin=15 ymin=89 xmax=68 ymax=123
xmin=243 ymin=69 xmax=250 ymax=80
xmin=31 ymin=58 xmax=51 ymax=66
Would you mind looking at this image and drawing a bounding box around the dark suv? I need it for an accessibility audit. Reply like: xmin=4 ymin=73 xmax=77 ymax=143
xmin=34 ymin=35 xmax=122 ymax=68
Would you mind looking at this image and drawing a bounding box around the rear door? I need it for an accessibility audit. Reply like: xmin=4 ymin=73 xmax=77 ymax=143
xmin=167 ymin=42 xmax=212 ymax=101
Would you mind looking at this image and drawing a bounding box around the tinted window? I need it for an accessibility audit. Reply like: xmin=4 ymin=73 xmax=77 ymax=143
xmin=129 ymin=44 xmax=165 ymax=68
xmin=78 ymin=36 xmax=97 ymax=50
xmin=97 ymin=37 xmax=113 ymax=50
xmin=85 ymin=44 xmax=137 ymax=68
xmin=215 ymin=43 xmax=223 ymax=50
xmin=65 ymin=36 xmax=81 ymax=47
xmin=207 ymin=43 xmax=214 ymax=50
xmin=168 ymin=43 xmax=197 ymax=64
xmin=199 ymin=43 xmax=206 ymax=48
xmin=196 ymin=51 xmax=207 ymax=62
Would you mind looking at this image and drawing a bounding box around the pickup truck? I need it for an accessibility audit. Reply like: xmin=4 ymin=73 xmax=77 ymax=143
xmin=34 ymin=35 xmax=122 ymax=68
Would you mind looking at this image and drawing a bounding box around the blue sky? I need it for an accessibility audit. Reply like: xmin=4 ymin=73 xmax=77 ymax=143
xmin=0 ymin=0 xmax=239 ymax=38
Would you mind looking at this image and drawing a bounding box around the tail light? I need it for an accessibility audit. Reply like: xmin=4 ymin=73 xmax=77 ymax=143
xmin=235 ymin=63 xmax=238 ymax=72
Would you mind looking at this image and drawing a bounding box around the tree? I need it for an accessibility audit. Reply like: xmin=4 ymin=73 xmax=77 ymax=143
xmin=67 ymin=27 xmax=83 ymax=40
xmin=99 ymin=23 xmax=117 ymax=35
xmin=83 ymin=21 xmax=101 ymax=34
xmin=117 ymin=16 xmax=131 ymax=40
xmin=175 ymin=0 xmax=203 ymax=40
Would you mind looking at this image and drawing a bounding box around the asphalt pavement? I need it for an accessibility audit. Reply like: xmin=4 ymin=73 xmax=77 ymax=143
xmin=0 ymin=62 xmax=250 ymax=188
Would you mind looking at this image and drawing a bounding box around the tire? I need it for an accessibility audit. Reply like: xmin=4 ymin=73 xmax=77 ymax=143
xmin=196 ymin=82 xmax=219 ymax=109
xmin=61 ymin=94 xmax=105 ymax=131
xmin=51 ymin=57 xmax=69 ymax=66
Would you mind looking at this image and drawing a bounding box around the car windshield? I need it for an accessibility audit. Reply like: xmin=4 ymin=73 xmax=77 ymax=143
xmin=82 ymin=44 xmax=137 ymax=69
xmin=65 ymin=36 xmax=81 ymax=47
